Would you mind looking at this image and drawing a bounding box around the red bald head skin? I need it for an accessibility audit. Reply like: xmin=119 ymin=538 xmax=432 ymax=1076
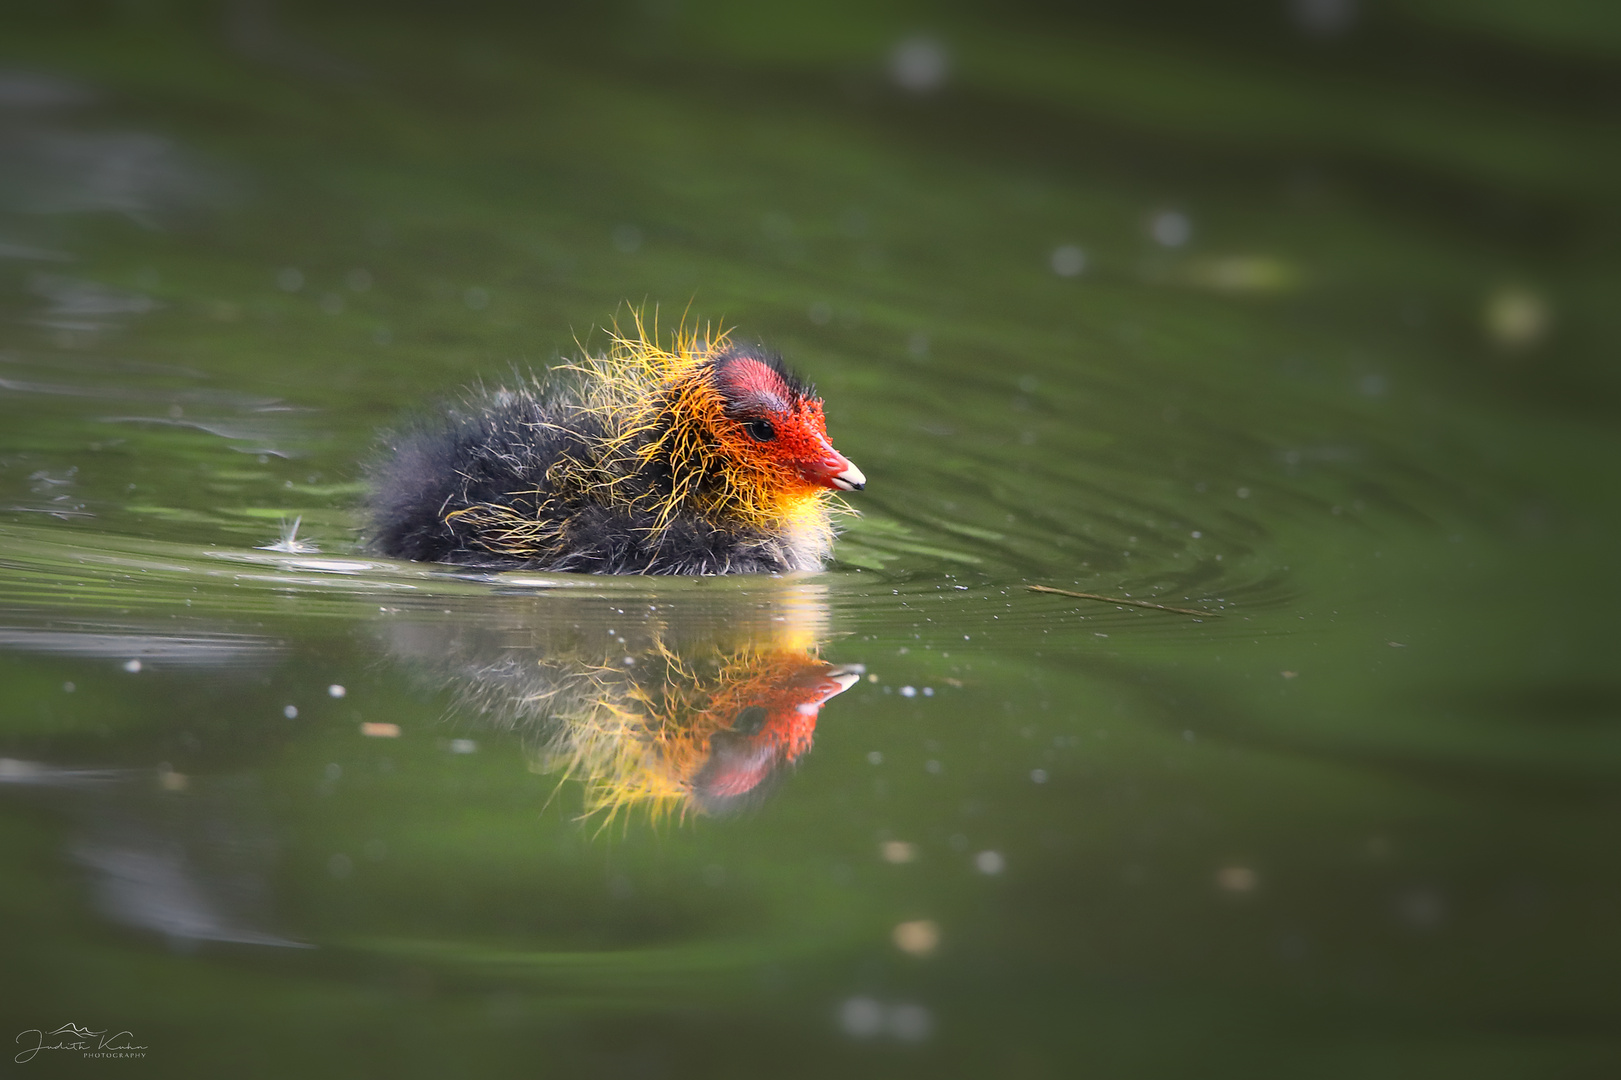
xmin=710 ymin=351 xmax=865 ymax=493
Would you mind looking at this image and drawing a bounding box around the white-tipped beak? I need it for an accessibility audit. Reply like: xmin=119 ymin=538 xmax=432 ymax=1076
xmin=829 ymin=461 xmax=866 ymax=492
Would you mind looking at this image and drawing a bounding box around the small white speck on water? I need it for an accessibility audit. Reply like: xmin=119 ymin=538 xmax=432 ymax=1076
xmin=839 ymin=997 xmax=884 ymax=1037
xmin=881 ymin=841 xmax=918 ymax=864
xmin=892 ymin=919 xmax=939 ymax=956
xmin=889 ymin=36 xmax=950 ymax=93
xmin=1150 ymin=210 xmax=1191 ymax=247
xmin=1050 ymin=243 xmax=1086 ymax=277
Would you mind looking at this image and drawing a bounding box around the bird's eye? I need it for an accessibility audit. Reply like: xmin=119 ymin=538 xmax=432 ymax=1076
xmin=743 ymin=417 xmax=777 ymax=442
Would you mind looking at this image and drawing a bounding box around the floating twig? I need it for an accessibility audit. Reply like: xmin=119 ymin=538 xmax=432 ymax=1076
xmin=1026 ymin=583 xmax=1217 ymax=618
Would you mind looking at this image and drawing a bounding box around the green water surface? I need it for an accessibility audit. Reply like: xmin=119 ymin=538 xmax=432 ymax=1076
xmin=1 ymin=2 xmax=1618 ymax=1076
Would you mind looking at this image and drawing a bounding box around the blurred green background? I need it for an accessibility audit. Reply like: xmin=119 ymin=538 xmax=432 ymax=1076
xmin=0 ymin=1 xmax=1617 ymax=1077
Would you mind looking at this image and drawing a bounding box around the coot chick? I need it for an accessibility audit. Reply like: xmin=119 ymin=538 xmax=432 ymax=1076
xmin=369 ymin=317 xmax=865 ymax=574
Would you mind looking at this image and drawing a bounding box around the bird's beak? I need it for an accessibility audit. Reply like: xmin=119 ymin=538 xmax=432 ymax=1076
xmin=828 ymin=459 xmax=866 ymax=492
xmin=804 ymin=439 xmax=866 ymax=492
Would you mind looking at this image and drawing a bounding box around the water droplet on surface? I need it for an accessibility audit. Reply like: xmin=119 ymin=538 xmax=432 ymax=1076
xmin=889 ymin=37 xmax=949 ymax=93
xmin=892 ymin=919 xmax=940 ymax=955
xmin=881 ymin=841 xmax=919 ymax=864
xmin=1149 ymin=210 xmax=1191 ymax=248
xmin=1484 ymin=285 xmax=1550 ymax=349
xmin=839 ymin=997 xmax=884 ymax=1037
xmin=1050 ymin=243 xmax=1086 ymax=277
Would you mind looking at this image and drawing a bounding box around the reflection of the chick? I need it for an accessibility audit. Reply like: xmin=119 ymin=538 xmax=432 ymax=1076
xmin=381 ymin=582 xmax=861 ymax=822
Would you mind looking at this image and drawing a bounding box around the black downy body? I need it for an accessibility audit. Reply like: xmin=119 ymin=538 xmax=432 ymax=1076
xmin=367 ymin=349 xmax=812 ymax=575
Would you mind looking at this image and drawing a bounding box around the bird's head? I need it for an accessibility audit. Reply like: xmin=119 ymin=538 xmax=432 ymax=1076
xmin=704 ymin=346 xmax=865 ymax=496
xmin=589 ymin=317 xmax=865 ymax=533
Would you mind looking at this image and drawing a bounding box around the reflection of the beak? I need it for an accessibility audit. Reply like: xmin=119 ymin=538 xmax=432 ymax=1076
xmin=377 ymin=583 xmax=862 ymax=824
xmin=826 ymin=665 xmax=864 ymax=694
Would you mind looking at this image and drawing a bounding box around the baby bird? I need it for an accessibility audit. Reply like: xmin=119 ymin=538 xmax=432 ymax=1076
xmin=369 ymin=316 xmax=865 ymax=574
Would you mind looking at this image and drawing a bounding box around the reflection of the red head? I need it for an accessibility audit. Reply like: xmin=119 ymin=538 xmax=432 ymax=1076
xmin=533 ymin=645 xmax=861 ymax=825
xmin=690 ymin=657 xmax=861 ymax=813
xmin=378 ymin=588 xmax=861 ymax=826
